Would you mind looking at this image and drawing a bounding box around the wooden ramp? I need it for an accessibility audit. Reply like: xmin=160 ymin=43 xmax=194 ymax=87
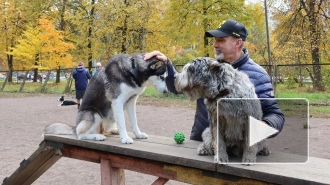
xmin=3 ymin=134 xmax=330 ymax=185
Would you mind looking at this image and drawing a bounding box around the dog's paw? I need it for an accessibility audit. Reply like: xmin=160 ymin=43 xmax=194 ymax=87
xmin=94 ymin=134 xmax=106 ymax=141
xmin=242 ymin=155 xmax=257 ymax=166
xmin=197 ymin=143 xmax=208 ymax=155
xmin=258 ymin=146 xmax=271 ymax=156
xmin=216 ymin=152 xmax=229 ymax=164
xmin=135 ymin=132 xmax=148 ymax=139
xmin=197 ymin=143 xmax=214 ymax=155
xmin=121 ymin=136 xmax=134 ymax=144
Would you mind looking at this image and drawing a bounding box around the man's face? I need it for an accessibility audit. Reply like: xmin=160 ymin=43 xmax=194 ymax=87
xmin=213 ymin=36 xmax=240 ymax=62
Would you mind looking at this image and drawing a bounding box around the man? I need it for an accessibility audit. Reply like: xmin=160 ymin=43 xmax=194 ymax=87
xmin=73 ymin=61 xmax=91 ymax=109
xmin=92 ymin=62 xmax=102 ymax=76
xmin=144 ymin=19 xmax=284 ymax=141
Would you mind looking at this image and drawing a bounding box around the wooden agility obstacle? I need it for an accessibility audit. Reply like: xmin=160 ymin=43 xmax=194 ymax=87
xmin=3 ymin=133 xmax=330 ymax=185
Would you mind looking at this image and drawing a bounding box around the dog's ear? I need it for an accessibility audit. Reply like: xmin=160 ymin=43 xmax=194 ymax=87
xmin=148 ymin=60 xmax=166 ymax=76
xmin=187 ymin=64 xmax=195 ymax=74
xmin=209 ymin=59 xmax=221 ymax=70
xmin=209 ymin=59 xmax=228 ymax=76
xmin=149 ymin=60 xmax=162 ymax=70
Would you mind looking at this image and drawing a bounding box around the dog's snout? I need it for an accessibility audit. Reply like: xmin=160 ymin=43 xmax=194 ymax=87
xmin=163 ymin=89 xmax=168 ymax=94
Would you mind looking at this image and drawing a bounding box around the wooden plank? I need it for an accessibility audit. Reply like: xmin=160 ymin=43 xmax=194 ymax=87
xmin=2 ymin=141 xmax=62 ymax=185
xmin=44 ymin=134 xmax=215 ymax=171
xmin=217 ymin=156 xmax=330 ymax=185
xmin=44 ymin=134 xmax=330 ymax=185
xmin=226 ymin=151 xmax=308 ymax=163
xmin=22 ymin=153 xmax=61 ymax=185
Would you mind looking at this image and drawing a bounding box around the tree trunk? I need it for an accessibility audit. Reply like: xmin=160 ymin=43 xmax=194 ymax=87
xmin=87 ymin=0 xmax=95 ymax=73
xmin=308 ymin=0 xmax=324 ymax=91
xmin=57 ymin=0 xmax=67 ymax=83
xmin=56 ymin=68 xmax=60 ymax=83
xmin=120 ymin=0 xmax=129 ymax=53
xmin=7 ymin=54 xmax=13 ymax=82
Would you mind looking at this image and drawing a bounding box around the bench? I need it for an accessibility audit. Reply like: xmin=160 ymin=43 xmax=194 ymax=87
xmin=3 ymin=133 xmax=330 ymax=185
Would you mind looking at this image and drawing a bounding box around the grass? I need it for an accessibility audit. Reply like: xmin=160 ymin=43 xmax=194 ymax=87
xmin=275 ymin=84 xmax=330 ymax=118
xmin=1 ymin=81 xmax=330 ymax=117
xmin=0 ymin=80 xmax=69 ymax=94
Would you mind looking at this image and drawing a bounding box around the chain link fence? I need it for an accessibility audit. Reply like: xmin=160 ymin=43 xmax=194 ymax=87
xmin=0 ymin=68 xmax=85 ymax=93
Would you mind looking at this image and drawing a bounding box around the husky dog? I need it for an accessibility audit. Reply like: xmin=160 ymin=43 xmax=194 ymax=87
xmin=174 ymin=57 xmax=268 ymax=165
xmin=57 ymin=96 xmax=77 ymax=106
xmin=44 ymin=53 xmax=167 ymax=144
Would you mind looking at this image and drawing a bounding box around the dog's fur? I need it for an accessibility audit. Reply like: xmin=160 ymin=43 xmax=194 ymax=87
xmin=174 ymin=57 xmax=269 ymax=165
xmin=57 ymin=96 xmax=77 ymax=106
xmin=44 ymin=53 xmax=167 ymax=144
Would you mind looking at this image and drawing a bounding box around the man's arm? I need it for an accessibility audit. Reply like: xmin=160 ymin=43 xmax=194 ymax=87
xmin=261 ymin=99 xmax=285 ymax=137
xmin=256 ymin=75 xmax=285 ymax=137
xmin=86 ymin=69 xmax=91 ymax=79
xmin=144 ymin=51 xmax=181 ymax=94
xmin=92 ymin=69 xmax=97 ymax=76
xmin=165 ymin=59 xmax=182 ymax=94
xmin=72 ymin=69 xmax=76 ymax=79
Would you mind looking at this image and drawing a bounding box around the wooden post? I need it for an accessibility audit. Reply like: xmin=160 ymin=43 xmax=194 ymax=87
xmin=100 ymin=158 xmax=125 ymax=185
xmin=1 ymin=69 xmax=11 ymax=91
xmin=19 ymin=70 xmax=29 ymax=92
xmin=64 ymin=68 xmax=74 ymax=93
xmin=40 ymin=69 xmax=51 ymax=93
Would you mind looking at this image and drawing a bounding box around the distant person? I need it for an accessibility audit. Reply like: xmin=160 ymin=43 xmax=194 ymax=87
xmin=72 ymin=61 xmax=91 ymax=109
xmin=92 ymin=62 xmax=102 ymax=76
xmin=27 ymin=73 xmax=32 ymax=80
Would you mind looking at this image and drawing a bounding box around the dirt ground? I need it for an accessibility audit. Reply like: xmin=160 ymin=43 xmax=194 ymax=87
xmin=0 ymin=93 xmax=329 ymax=185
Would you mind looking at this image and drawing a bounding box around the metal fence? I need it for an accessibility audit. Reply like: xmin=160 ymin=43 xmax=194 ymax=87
xmin=0 ymin=68 xmax=78 ymax=93
xmin=173 ymin=63 xmax=330 ymax=91
xmin=1 ymin=63 xmax=329 ymax=93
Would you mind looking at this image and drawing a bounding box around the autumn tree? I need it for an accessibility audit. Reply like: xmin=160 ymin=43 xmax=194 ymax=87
xmin=0 ymin=0 xmax=27 ymax=82
xmin=162 ymin=0 xmax=267 ymax=62
xmin=271 ymin=0 xmax=330 ymax=91
xmin=9 ymin=18 xmax=75 ymax=82
xmin=243 ymin=3 xmax=270 ymax=66
xmin=2 ymin=0 xmax=270 ymax=80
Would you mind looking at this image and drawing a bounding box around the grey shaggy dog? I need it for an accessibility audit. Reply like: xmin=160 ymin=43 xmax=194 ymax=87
xmin=174 ymin=57 xmax=269 ymax=165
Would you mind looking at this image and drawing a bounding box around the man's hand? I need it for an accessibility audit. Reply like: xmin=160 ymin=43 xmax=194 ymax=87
xmin=144 ymin=51 xmax=168 ymax=64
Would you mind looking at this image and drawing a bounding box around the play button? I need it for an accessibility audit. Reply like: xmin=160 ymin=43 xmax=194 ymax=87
xmin=249 ymin=116 xmax=279 ymax=147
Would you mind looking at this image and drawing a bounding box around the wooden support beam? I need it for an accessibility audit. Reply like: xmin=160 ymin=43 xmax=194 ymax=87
xmin=3 ymin=142 xmax=62 ymax=185
xmin=101 ymin=159 xmax=125 ymax=185
xmin=151 ymin=177 xmax=169 ymax=185
xmin=60 ymin=145 xmax=178 ymax=180
xmin=59 ymin=144 xmax=269 ymax=185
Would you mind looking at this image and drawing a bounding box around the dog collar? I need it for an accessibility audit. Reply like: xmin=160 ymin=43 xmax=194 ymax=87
xmin=130 ymin=57 xmax=139 ymax=77
xmin=208 ymin=89 xmax=230 ymax=102
xmin=219 ymin=89 xmax=230 ymax=97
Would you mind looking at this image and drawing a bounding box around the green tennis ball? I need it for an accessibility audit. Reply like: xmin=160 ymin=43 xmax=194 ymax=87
xmin=174 ymin=132 xmax=185 ymax=144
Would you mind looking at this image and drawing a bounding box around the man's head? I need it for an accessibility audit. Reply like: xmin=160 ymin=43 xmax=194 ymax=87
xmin=78 ymin=61 xmax=84 ymax=66
xmin=205 ymin=20 xmax=248 ymax=62
xmin=96 ymin=62 xmax=102 ymax=67
xmin=205 ymin=20 xmax=248 ymax=41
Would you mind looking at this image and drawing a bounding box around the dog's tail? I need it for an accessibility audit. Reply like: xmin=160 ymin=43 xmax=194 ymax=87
xmin=42 ymin=123 xmax=76 ymax=137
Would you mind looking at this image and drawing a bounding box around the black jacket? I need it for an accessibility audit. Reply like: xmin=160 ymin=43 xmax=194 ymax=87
xmin=165 ymin=49 xmax=285 ymax=141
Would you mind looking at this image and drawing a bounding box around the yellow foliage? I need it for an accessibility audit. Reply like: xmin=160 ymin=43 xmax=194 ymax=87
xmin=9 ymin=18 xmax=75 ymax=70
